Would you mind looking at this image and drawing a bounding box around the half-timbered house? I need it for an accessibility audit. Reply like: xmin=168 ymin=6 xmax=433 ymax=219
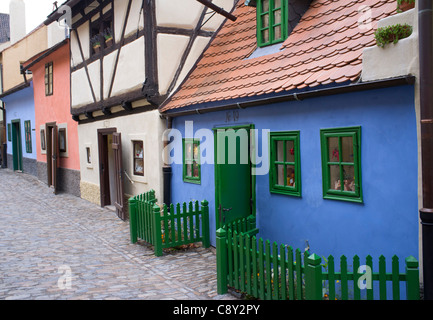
xmin=44 ymin=0 xmax=236 ymax=219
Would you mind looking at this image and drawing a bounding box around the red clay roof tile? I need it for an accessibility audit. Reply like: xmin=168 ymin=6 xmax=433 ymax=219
xmin=161 ymin=0 xmax=397 ymax=112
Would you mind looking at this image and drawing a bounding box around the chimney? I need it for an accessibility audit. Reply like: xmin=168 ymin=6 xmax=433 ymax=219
xmin=9 ymin=0 xmax=26 ymax=44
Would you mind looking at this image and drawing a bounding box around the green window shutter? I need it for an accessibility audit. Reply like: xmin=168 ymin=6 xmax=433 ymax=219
xmin=24 ymin=120 xmax=32 ymax=153
xmin=183 ymin=138 xmax=201 ymax=184
xmin=320 ymin=126 xmax=362 ymax=203
xmin=257 ymin=0 xmax=289 ymax=47
xmin=269 ymin=131 xmax=301 ymax=197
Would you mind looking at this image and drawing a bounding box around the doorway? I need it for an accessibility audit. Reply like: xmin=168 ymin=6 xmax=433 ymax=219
xmin=214 ymin=124 xmax=256 ymax=229
xmin=11 ymin=119 xmax=23 ymax=171
xmin=46 ymin=122 xmax=58 ymax=193
xmin=97 ymin=128 xmax=125 ymax=220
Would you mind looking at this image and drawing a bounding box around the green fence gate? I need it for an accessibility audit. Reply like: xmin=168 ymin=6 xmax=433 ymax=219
xmin=129 ymin=190 xmax=210 ymax=256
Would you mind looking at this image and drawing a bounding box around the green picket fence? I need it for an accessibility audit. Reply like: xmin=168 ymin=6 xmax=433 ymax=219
xmin=216 ymin=229 xmax=420 ymax=300
xmin=129 ymin=190 xmax=210 ymax=256
xmin=222 ymin=215 xmax=260 ymax=237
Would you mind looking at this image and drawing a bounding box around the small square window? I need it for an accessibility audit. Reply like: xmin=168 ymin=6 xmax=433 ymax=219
xmin=133 ymin=140 xmax=144 ymax=176
xmin=320 ymin=126 xmax=362 ymax=203
xmin=269 ymin=131 xmax=301 ymax=197
xmin=183 ymin=138 xmax=201 ymax=184
xmin=86 ymin=147 xmax=92 ymax=164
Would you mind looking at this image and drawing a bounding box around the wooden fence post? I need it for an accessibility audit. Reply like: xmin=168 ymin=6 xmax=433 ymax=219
xmin=305 ymin=253 xmax=323 ymax=300
xmin=153 ymin=204 xmax=163 ymax=257
xmin=405 ymin=255 xmax=420 ymax=300
xmin=128 ymin=197 xmax=137 ymax=244
xmin=216 ymin=228 xmax=228 ymax=294
xmin=201 ymin=200 xmax=210 ymax=248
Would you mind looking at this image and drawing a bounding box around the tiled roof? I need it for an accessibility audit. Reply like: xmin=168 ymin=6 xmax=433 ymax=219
xmin=161 ymin=0 xmax=397 ymax=112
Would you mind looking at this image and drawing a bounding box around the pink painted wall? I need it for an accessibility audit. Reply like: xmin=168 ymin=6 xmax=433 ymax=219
xmin=30 ymin=40 xmax=80 ymax=171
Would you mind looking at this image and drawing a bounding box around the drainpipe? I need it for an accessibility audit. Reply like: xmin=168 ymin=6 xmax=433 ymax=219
xmin=419 ymin=0 xmax=433 ymax=300
xmin=162 ymin=116 xmax=172 ymax=205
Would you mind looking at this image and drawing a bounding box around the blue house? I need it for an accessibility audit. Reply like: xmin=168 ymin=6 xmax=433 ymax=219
xmin=160 ymin=0 xmax=420 ymax=264
xmin=1 ymin=82 xmax=37 ymax=175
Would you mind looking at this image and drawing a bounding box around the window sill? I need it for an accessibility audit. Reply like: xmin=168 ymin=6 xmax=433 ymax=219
xmin=270 ymin=187 xmax=301 ymax=197
xmin=323 ymin=194 xmax=363 ymax=204
xmin=183 ymin=178 xmax=201 ymax=185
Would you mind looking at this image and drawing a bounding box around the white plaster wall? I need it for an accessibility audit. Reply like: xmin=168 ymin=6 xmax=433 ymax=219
xmin=88 ymin=60 xmax=101 ymax=101
xmin=109 ymin=38 xmax=146 ymax=97
xmin=361 ymin=8 xmax=419 ymax=82
xmin=9 ymin=0 xmax=26 ymax=44
xmin=156 ymin=0 xmax=203 ymax=29
xmin=157 ymin=34 xmax=190 ymax=95
xmin=202 ymin=0 xmax=236 ymax=31
xmin=70 ymin=21 xmax=90 ymax=67
xmin=77 ymin=109 xmax=166 ymax=201
xmin=71 ymin=68 xmax=94 ymax=108
xmin=125 ymin=0 xmax=145 ymax=38
xmin=172 ymin=36 xmax=211 ymax=94
xmin=113 ymin=0 xmax=128 ymax=41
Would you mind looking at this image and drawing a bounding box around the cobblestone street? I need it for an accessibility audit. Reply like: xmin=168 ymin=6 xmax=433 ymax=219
xmin=0 ymin=169 xmax=236 ymax=300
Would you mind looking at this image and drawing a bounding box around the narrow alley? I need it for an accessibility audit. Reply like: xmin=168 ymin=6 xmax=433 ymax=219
xmin=0 ymin=169 xmax=236 ymax=300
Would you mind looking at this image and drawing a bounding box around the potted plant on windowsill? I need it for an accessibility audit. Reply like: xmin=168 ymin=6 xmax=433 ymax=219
xmin=104 ymin=28 xmax=113 ymax=48
xmin=374 ymin=23 xmax=413 ymax=48
xmin=397 ymin=0 xmax=415 ymax=13
xmin=91 ymin=35 xmax=101 ymax=54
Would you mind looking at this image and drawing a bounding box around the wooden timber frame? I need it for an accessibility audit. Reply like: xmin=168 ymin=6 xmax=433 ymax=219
xmin=44 ymin=0 xmax=234 ymax=124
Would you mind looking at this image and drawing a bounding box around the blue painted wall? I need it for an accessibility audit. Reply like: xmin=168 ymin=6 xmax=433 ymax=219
xmin=168 ymin=84 xmax=419 ymax=262
xmin=3 ymin=83 xmax=37 ymax=160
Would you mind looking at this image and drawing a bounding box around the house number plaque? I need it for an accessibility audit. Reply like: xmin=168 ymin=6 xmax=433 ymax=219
xmin=225 ymin=110 xmax=240 ymax=123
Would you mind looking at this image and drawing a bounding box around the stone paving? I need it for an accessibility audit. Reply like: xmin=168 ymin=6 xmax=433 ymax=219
xmin=0 ymin=169 xmax=237 ymax=300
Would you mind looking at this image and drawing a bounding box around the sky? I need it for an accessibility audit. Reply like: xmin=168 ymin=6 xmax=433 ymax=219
xmin=0 ymin=0 xmax=58 ymax=34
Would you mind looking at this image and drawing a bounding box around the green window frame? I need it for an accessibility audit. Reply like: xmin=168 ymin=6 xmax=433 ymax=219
xmin=183 ymin=138 xmax=201 ymax=184
xmin=269 ymin=131 xmax=301 ymax=197
xmin=320 ymin=126 xmax=362 ymax=203
xmin=257 ymin=0 xmax=288 ymax=47
xmin=7 ymin=123 xmax=11 ymax=141
xmin=24 ymin=120 xmax=32 ymax=153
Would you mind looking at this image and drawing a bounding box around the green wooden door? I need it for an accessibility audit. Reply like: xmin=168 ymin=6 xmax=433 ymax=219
xmin=11 ymin=120 xmax=22 ymax=171
xmin=214 ymin=125 xmax=254 ymax=229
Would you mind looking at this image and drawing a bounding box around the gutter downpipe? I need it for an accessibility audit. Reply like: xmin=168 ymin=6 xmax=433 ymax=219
xmin=162 ymin=116 xmax=173 ymax=206
xmin=419 ymin=0 xmax=433 ymax=301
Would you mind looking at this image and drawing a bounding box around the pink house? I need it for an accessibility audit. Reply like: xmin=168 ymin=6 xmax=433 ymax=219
xmin=24 ymin=39 xmax=80 ymax=196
